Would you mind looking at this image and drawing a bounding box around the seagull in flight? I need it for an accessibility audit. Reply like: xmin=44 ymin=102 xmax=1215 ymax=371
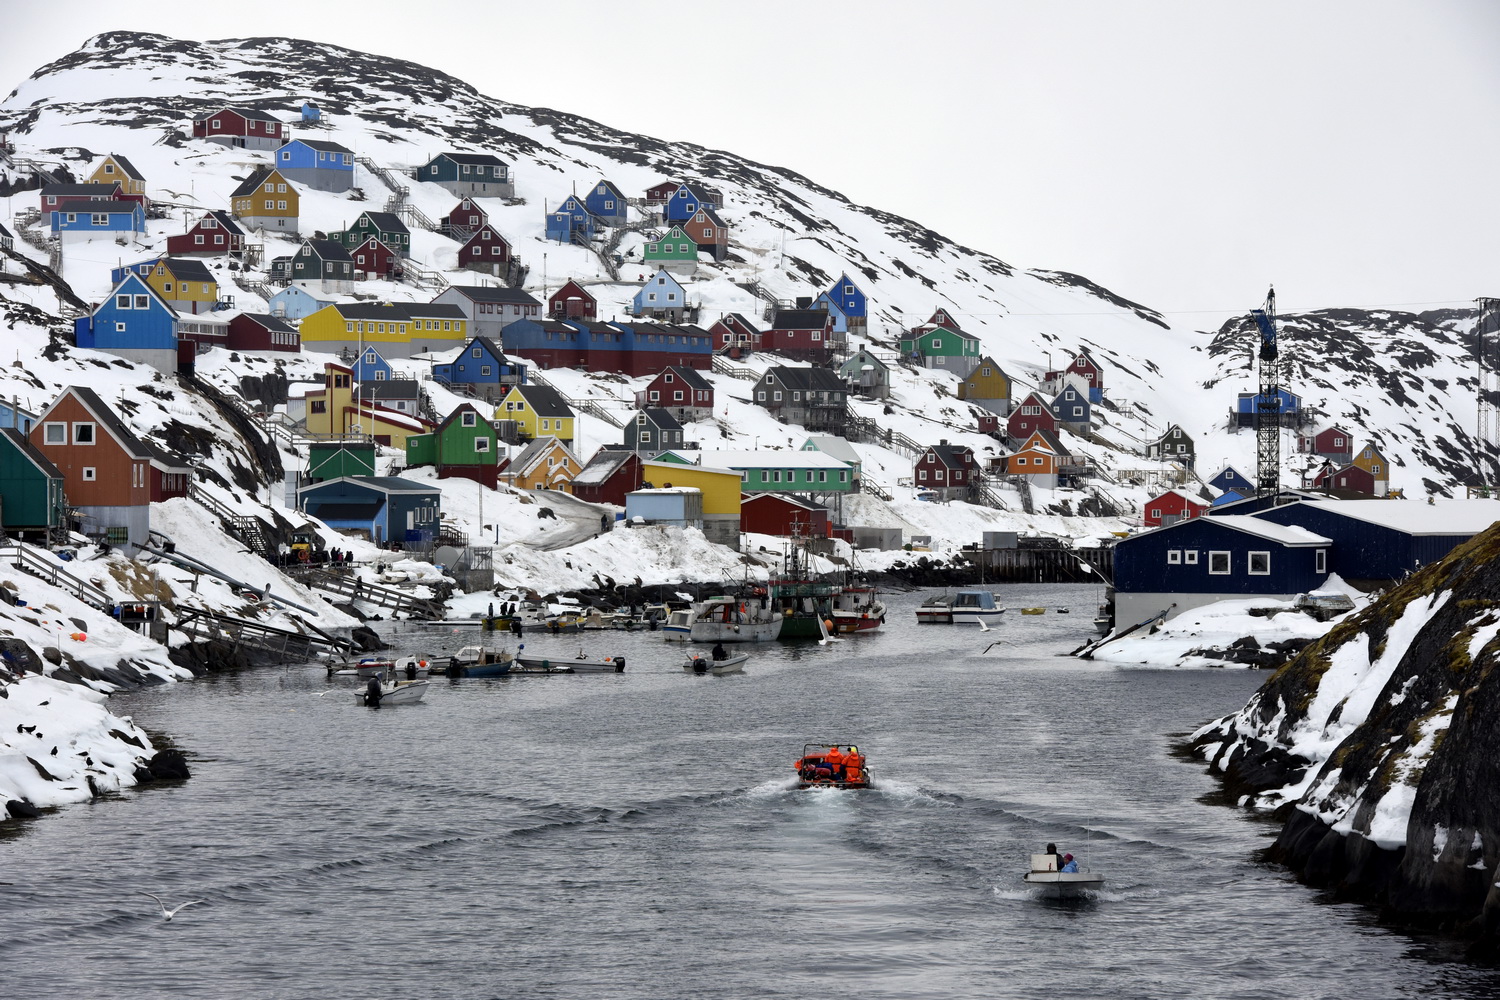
xmin=139 ymin=892 xmax=206 ymax=921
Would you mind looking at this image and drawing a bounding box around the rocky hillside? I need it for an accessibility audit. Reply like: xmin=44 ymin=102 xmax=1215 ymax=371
xmin=1188 ymin=522 xmax=1500 ymax=955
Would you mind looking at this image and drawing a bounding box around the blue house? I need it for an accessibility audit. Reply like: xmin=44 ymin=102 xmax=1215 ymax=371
xmin=297 ymin=476 xmax=442 ymax=546
xmin=351 ymin=346 xmax=393 ymax=383
xmin=1235 ymin=388 xmax=1302 ymax=428
xmin=584 ymin=179 xmax=628 ymax=227
xmin=275 ymin=139 xmax=354 ymax=192
xmin=110 ymin=258 xmax=161 ymax=284
xmin=301 ymin=101 xmax=321 ymax=122
xmin=1113 ymin=514 xmax=1332 ymax=627
xmin=632 ymin=269 xmax=686 ymax=318
xmin=825 ymin=272 xmax=867 ymax=325
xmin=431 ymin=336 xmax=527 ymax=402
xmin=0 ymin=399 xmax=38 ymax=434
xmin=1050 ymin=385 xmax=1091 ymax=430
xmin=1210 ymin=489 xmax=1247 ymax=507
xmin=51 ymin=200 xmax=145 ymax=237
xmin=1208 ymin=465 xmax=1252 ymax=494
xmin=811 ymin=292 xmax=850 ymax=335
xmin=73 ymin=273 xmax=180 ymax=374
xmin=545 ymin=195 xmax=596 ymax=244
xmin=268 ymin=284 xmax=334 ymax=321
xmin=664 ymin=183 xmax=719 ymax=224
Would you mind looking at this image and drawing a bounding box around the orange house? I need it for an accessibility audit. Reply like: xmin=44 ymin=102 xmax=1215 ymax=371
xmin=500 ymin=436 xmax=581 ymax=492
xmin=1005 ymin=429 xmax=1069 ymax=487
xmin=31 ymin=385 xmax=154 ymax=549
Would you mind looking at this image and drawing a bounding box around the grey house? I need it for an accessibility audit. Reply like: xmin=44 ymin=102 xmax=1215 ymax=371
xmin=753 ymin=366 xmax=848 ymax=434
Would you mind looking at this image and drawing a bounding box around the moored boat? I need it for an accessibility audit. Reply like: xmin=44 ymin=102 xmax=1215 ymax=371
xmin=443 ymin=646 xmax=513 ymax=677
xmin=358 ymin=674 xmax=429 ymax=706
xmin=688 ymin=595 xmax=782 ymax=643
xmin=915 ymin=588 xmax=1005 ymax=625
xmin=793 ymin=743 xmax=871 ymax=789
xmin=682 ymin=651 xmax=748 ymax=674
xmin=513 ymin=650 xmax=625 ymax=673
xmin=661 ymin=607 xmax=695 ymax=641
xmin=829 ymin=584 xmax=886 ymax=633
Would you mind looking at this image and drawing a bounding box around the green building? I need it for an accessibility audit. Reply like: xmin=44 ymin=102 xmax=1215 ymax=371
xmin=699 ymin=449 xmax=854 ymax=494
xmin=404 ymin=403 xmax=501 ymax=487
xmin=642 ymin=225 xmax=698 ymax=274
xmin=0 ymin=428 xmax=66 ymax=537
xmin=307 ymin=441 xmax=376 ymax=482
xmin=899 ymin=323 xmax=981 ymax=375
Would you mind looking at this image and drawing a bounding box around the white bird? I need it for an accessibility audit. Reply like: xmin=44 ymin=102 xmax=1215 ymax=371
xmin=139 ymin=892 xmax=206 ymax=921
xmin=977 ymin=619 xmax=991 ymax=632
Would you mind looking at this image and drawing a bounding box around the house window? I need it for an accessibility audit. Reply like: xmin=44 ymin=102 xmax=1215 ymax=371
xmin=1185 ymin=550 xmax=1198 ymax=564
xmin=773 ymin=391 xmax=782 ymax=401
xmin=1371 ymin=464 xmax=1381 ymax=474
xmin=1248 ymin=551 xmax=1271 ymax=575
xmin=772 ymin=470 xmax=781 ymax=482
xmin=1315 ymin=549 xmax=1327 ymax=573
xmin=311 ymin=401 xmax=327 ymax=415
xmin=1167 ymin=550 xmax=1182 ymax=564
xmin=44 ymin=422 xmax=66 ymax=445
xmin=981 ymin=367 xmax=991 ymax=377
xmin=72 ymin=423 xmax=96 ymax=445
xmin=92 ymin=213 xmax=108 ymax=226
xmin=918 ymin=469 xmax=927 ymax=481
xmin=1208 ymin=551 xmax=1231 ymax=575
xmin=1334 ymin=437 xmax=1345 ymax=447
xmin=265 ymin=200 xmax=274 ymax=210
xmin=116 ymin=294 xmax=132 ymax=309
xmin=473 ymin=437 xmax=490 ymax=453
xmin=82 ymin=467 xmax=97 ymax=481
xmin=756 ymin=391 xmax=766 ymax=401
xmin=640 ymin=431 xmax=652 ymax=442
xmin=116 ymin=322 xmax=127 ymax=332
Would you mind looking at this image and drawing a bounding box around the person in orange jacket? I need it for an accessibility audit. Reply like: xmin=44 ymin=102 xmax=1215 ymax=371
xmin=825 ymin=745 xmax=847 ymax=779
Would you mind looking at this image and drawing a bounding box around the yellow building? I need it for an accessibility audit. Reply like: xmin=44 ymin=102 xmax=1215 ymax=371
xmin=496 ymin=383 xmax=575 ymax=445
xmin=1352 ymin=444 xmax=1390 ymax=495
xmin=303 ymin=362 xmax=434 ymax=449
xmin=88 ymin=154 xmax=147 ymax=197
xmin=145 ymin=258 xmax=220 ymax=315
xmin=957 ymin=355 xmax=1012 ymax=413
xmin=641 ymin=458 xmax=742 ymax=545
xmin=299 ymin=301 xmax=468 ymax=359
xmin=230 ymin=166 xmax=300 ymax=234
xmin=502 ymin=436 xmax=580 ymax=492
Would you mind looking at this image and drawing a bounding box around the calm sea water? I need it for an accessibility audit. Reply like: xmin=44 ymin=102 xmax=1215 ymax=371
xmin=3 ymin=583 xmax=1495 ymax=999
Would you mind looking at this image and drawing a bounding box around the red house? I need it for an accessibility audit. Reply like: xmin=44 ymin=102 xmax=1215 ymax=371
xmin=1313 ymin=462 xmax=1379 ymax=498
xmin=741 ymin=493 xmax=830 ymax=538
xmin=1299 ymin=424 xmax=1355 ymax=465
xmin=977 ymin=413 xmax=1001 ymax=435
xmin=571 ymin=449 xmax=642 ymax=506
xmin=441 ymin=198 xmax=488 ymax=238
xmin=635 ymin=366 xmax=714 ymax=420
xmin=458 ymin=225 xmax=512 ymax=273
xmin=549 ymin=280 xmax=597 ymax=321
xmin=227 ymin=313 xmax=300 ymax=353
xmin=351 ymin=236 xmax=402 ymax=281
xmin=144 ymin=442 xmax=191 ymax=502
xmin=709 ymin=313 xmax=762 ymax=355
xmin=191 ymin=106 xmax=290 ymax=148
xmin=645 ymin=180 xmax=680 ymax=205
xmin=31 ymin=386 xmax=153 ymax=549
xmin=1043 ymin=348 xmax=1104 ymax=394
xmin=1007 ymin=392 xmax=1059 ymax=441
xmin=925 ymin=307 xmax=962 ymax=331
xmin=765 ymin=308 xmax=835 ymax=363
xmin=914 ymin=441 xmax=979 ymax=500
xmin=1143 ymin=488 xmax=1209 ymax=527
xmin=166 ymin=209 xmax=247 ymax=257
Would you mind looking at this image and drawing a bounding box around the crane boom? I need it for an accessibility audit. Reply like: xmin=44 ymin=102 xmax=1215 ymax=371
xmin=1250 ymin=287 xmax=1280 ymax=495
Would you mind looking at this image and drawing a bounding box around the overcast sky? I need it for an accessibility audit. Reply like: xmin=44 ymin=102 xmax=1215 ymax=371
xmin=6 ymin=1 xmax=1498 ymax=325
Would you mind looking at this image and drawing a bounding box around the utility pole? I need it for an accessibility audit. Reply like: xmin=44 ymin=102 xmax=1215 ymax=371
xmin=1250 ymin=286 xmax=1281 ymax=496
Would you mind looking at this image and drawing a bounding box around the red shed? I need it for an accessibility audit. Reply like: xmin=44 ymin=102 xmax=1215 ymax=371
xmin=1143 ymin=488 xmax=1209 ymax=527
xmin=645 ymin=180 xmax=680 ymax=205
xmin=227 ymin=313 xmax=300 ymax=353
xmin=441 ymin=198 xmax=488 ymax=238
xmin=549 ymin=279 xmax=597 ymax=321
xmin=458 ymin=225 xmax=512 ymax=273
xmin=571 ymin=449 xmax=642 ymax=507
xmin=741 ymin=493 xmax=830 ymax=538
xmin=1006 ymin=392 xmax=1059 ymax=441
xmin=1314 ymin=462 xmax=1378 ymax=498
xmin=709 ymin=313 xmax=762 ymax=355
xmin=635 ymin=365 xmax=714 ymax=420
xmin=351 ymin=236 xmax=402 ymax=281
xmin=166 ymin=209 xmax=247 ymax=257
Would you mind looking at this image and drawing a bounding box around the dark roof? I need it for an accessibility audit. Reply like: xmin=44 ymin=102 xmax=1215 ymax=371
xmin=198 ymin=106 xmax=284 ymax=123
xmin=639 ymin=407 xmax=683 ymax=431
xmin=41 ymin=183 xmax=119 ymax=196
xmin=158 ymin=257 xmax=216 ymax=282
xmin=719 ymin=312 xmax=760 ymax=332
xmin=331 ymin=302 xmax=420 ymax=321
xmin=142 ymin=439 xmax=192 ymax=473
xmin=464 ymin=336 xmax=514 ymax=362
xmin=439 ymin=152 xmax=509 ymax=166
xmin=445 ymin=285 xmax=541 ymax=306
xmin=360 ymin=379 xmax=420 ymax=399
xmin=105 ymin=154 xmax=145 ymax=179
xmin=238 ymin=313 xmax=297 ymax=335
xmin=356 ymin=211 xmax=409 ymax=233
xmin=1018 ymin=428 xmax=1068 ymax=455
xmin=303 ymin=239 xmax=354 ymax=263
xmin=340 ymin=476 xmax=440 ymax=495
xmin=761 ymin=366 xmax=845 ymax=392
xmin=405 ymin=302 xmax=467 ymax=320
xmin=593 ymin=178 xmax=627 ymax=200
xmin=660 ymin=366 xmax=712 ymax=392
xmin=306 ymin=502 xmax=382 ymax=520
xmin=769 ymin=310 xmax=831 ymax=331
xmin=1 ymin=427 xmax=61 ymax=480
xmin=689 ymin=205 xmax=727 ymax=228
xmin=230 ymin=167 xmax=278 ymax=197
xmin=678 ymin=183 xmax=716 ymax=202
xmin=65 ymin=201 xmax=139 ymax=215
xmin=925 ymin=444 xmax=975 ymax=469
xmin=56 ymin=386 xmax=151 ymax=459
xmin=513 ymin=383 xmax=573 ymax=418
xmin=438 ymin=402 xmax=492 ymax=433
xmin=0 ymin=222 xmax=12 ymax=239
xmin=287 ymin=138 xmax=352 ymax=153
xmin=204 ymin=210 xmax=245 ymax=235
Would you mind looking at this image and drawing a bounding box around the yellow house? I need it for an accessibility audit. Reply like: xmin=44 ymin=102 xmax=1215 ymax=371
xmin=957 ymin=355 xmax=1012 ymax=413
xmin=303 ymin=362 xmax=434 ymax=449
xmin=145 ymin=257 xmax=219 ymax=315
xmin=641 ymin=458 xmax=742 ymax=545
xmin=496 ymin=383 xmax=574 ymax=445
xmin=501 ymin=436 xmax=580 ymax=492
xmin=230 ymin=166 xmax=300 ymax=233
xmin=299 ymin=301 xmax=468 ymax=359
xmin=88 ymin=154 xmax=147 ymax=197
xmin=1352 ymin=444 xmax=1390 ymax=495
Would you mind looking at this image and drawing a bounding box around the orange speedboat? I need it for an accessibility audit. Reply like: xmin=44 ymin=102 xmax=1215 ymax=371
xmin=794 ymin=743 xmax=871 ymax=790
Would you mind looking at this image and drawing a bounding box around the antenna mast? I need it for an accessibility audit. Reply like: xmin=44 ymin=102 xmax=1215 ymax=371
xmin=1250 ymin=286 xmax=1281 ymax=496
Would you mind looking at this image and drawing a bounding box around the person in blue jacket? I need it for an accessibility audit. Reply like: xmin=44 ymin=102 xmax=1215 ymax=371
xmin=1060 ymin=853 xmax=1079 ymax=873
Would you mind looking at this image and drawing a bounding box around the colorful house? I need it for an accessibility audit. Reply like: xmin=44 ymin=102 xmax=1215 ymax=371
xmin=415 ymin=152 xmax=514 ymax=198
xmin=31 ymin=386 xmax=153 ymax=549
xmin=1351 ymin=444 xmax=1390 ymax=496
xmin=302 ymin=363 xmax=435 ymax=449
xmin=1147 ymin=424 xmax=1196 ymax=468
xmin=87 ymin=154 xmax=146 ymax=199
xmin=957 ymin=356 xmax=1011 ymax=415
xmin=838 ymin=348 xmax=891 ymax=400
xmin=0 ymin=428 xmax=65 ymax=539
xmin=431 ymin=336 xmax=527 ymax=402
xmin=753 ymin=366 xmax=848 ymax=434
xmin=1005 ymin=429 xmax=1070 ymax=487
xmin=230 ymin=167 xmax=300 ymax=233
xmin=1299 ymin=424 xmax=1355 ymax=466
xmin=49 ymin=199 xmax=144 ymax=239
xmin=545 ymin=194 xmax=596 ymax=244
xmin=709 ymin=313 xmax=761 ymax=355
xmin=1043 ymin=348 xmax=1105 ymax=402
xmin=765 ymin=309 xmax=837 ymax=364
xmin=627 ymin=408 xmax=684 ymax=454
xmin=142 ymin=257 xmax=223 ymax=315
xmin=801 ymin=436 xmax=862 ymax=490
xmin=1208 ymin=466 xmax=1253 ymax=495
xmin=227 ymin=313 xmax=299 ymax=352
xmin=700 ymin=450 xmax=854 ymax=495
xmin=297 ymin=476 xmax=441 ymax=546
xmin=548 ymin=280 xmax=597 ymax=321
xmin=899 ymin=321 xmax=980 ymax=375
xmin=1312 ymin=462 xmax=1380 ymax=498
xmin=441 ymin=198 xmax=488 ymax=239
xmin=635 ymin=366 xmax=713 ymax=421
xmin=502 ymin=320 xmax=713 ymax=377
xmin=639 ymin=457 xmax=741 ymax=544
xmin=361 ymin=380 xmax=422 ymax=417
xmin=432 ymin=285 xmax=542 ymax=339
xmin=335 ymin=211 xmax=411 ymax=258
xmin=306 ymin=441 xmax=377 ymax=482
xmin=664 ymin=183 xmax=720 ymax=223
xmin=825 ymin=273 xmax=867 ymax=328
xmin=166 ymin=209 xmax=246 ymax=258
xmin=74 ymin=274 xmax=181 ymax=374
xmin=571 ymin=449 xmax=642 ymax=507
xmin=40 ymin=182 xmax=123 ymax=216
xmin=267 ymin=285 xmax=333 ymax=321
xmin=644 ymin=180 xmax=680 ymax=205
xmin=349 ymin=237 xmax=400 ymax=281
xmin=349 ymin=345 xmax=394 ymax=383
xmin=684 ymin=206 xmax=728 ymax=262
xmin=404 ymin=403 xmax=502 ymax=487
xmin=642 ymin=226 xmax=699 ymax=275
xmin=914 ymin=441 xmax=978 ymax=500
xmin=192 ymin=106 xmax=289 ymax=150
xmin=632 ymin=269 xmax=688 ymax=319
xmin=501 ymin=437 xmax=581 ymax=493
xmin=1234 ymin=388 xmax=1302 ymax=428
xmin=1050 ymin=384 xmax=1091 ymax=432
xmin=298 ymin=301 xmax=468 ymax=359
xmin=1144 ymin=488 xmax=1210 ymax=527
xmin=456 ymin=225 xmax=512 ymax=274
xmin=274 ymin=138 xmax=354 ymax=192
xmin=1006 ymin=392 xmax=1058 ymax=441
xmin=741 ymin=493 xmax=831 ymax=539
xmin=584 ymin=179 xmax=628 ymax=227
xmin=496 ymin=383 xmax=574 ymax=445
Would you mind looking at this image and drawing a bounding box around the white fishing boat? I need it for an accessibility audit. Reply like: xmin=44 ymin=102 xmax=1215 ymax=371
xmin=682 ymin=651 xmax=749 ymax=674
xmin=915 ymin=588 xmax=1005 ymax=625
xmin=357 ymin=673 xmax=429 ymax=706
xmin=661 ymin=607 xmax=695 ymax=641
xmin=330 ymin=655 xmax=430 ymax=680
xmin=1022 ymin=853 xmax=1104 ymax=899
xmin=689 ymin=595 xmax=782 ymax=643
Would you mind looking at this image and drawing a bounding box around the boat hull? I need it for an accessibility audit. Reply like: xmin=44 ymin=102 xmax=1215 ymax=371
xmin=358 ymin=680 xmax=428 ymax=705
xmin=1022 ymin=872 xmax=1105 ymax=899
xmin=689 ymin=619 xmax=781 ymax=643
xmin=683 ymin=653 xmax=748 ymax=674
xmin=661 ymin=626 xmax=691 ymax=642
xmin=514 ymin=655 xmax=624 ymax=673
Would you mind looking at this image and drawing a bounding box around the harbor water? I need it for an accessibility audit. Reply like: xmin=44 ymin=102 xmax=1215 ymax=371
xmin=4 ymin=582 xmax=1497 ymax=999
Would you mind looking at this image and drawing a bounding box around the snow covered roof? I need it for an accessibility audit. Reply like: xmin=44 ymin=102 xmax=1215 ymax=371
xmin=803 ymin=436 xmax=860 ymax=465
xmin=573 ymin=449 xmax=636 ymax=486
xmin=1190 ymin=514 xmax=1331 ymax=546
xmin=702 ymin=450 xmax=850 ymax=470
xmin=1281 ymin=499 xmax=1500 ymax=536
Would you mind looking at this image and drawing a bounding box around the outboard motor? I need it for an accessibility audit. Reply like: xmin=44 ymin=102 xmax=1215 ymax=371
xmin=614 ymin=656 xmax=626 ymax=673
xmin=693 ymin=657 xmax=707 ymax=674
xmin=365 ymin=675 xmax=382 ymax=708
xmin=405 ymin=660 xmax=418 ymax=680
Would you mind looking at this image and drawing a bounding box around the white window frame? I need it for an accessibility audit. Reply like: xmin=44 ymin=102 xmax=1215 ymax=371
xmin=1208 ymin=551 xmax=1231 ymax=575
xmin=1315 ymin=549 xmax=1327 ymax=573
xmin=1184 ymin=550 xmax=1199 ymax=565
xmin=1167 ymin=550 xmax=1182 ymax=564
xmin=43 ymin=422 xmax=66 ymax=445
xmin=1248 ymin=551 xmax=1271 ymax=576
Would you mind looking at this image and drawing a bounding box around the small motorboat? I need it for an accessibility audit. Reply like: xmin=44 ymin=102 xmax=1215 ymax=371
xmin=683 ymin=651 xmax=748 ymax=674
xmin=661 ymin=607 xmax=695 ymax=641
xmin=793 ymin=743 xmax=871 ymax=790
xmin=916 ymin=589 xmax=1005 ymax=625
xmin=330 ymin=656 xmax=430 ymax=680
xmin=357 ymin=672 xmax=429 ymax=707
xmin=1022 ymin=853 xmax=1105 ymax=899
xmin=444 ymin=646 xmax=513 ymax=678
xmin=512 ymin=649 xmax=625 ymax=673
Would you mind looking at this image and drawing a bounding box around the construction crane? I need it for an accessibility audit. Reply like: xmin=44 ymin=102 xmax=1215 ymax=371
xmin=1249 ymin=286 xmax=1281 ymax=496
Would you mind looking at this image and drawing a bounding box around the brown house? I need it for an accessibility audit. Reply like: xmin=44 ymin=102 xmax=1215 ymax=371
xmin=31 ymin=386 xmax=154 ymax=549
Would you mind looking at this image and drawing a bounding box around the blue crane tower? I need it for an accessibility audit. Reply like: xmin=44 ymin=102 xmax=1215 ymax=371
xmin=1249 ymin=286 xmax=1281 ymax=496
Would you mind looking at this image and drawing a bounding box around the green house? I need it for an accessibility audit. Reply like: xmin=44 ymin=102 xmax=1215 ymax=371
xmin=405 ymin=403 xmax=501 ymax=487
xmin=700 ymin=449 xmax=855 ymax=494
xmin=899 ymin=323 xmax=981 ymax=375
xmin=642 ymin=225 xmax=698 ymax=274
xmin=335 ymin=211 xmax=412 ymax=259
xmin=307 ymin=441 xmax=376 ymax=482
xmin=0 ymin=428 xmax=65 ymax=536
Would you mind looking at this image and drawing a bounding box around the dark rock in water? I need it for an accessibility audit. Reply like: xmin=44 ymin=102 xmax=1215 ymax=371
xmin=5 ymin=798 xmax=40 ymax=819
xmin=145 ymin=749 xmax=190 ymax=781
xmin=133 ymin=765 xmax=155 ymax=784
xmin=350 ymin=625 xmax=386 ymax=652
